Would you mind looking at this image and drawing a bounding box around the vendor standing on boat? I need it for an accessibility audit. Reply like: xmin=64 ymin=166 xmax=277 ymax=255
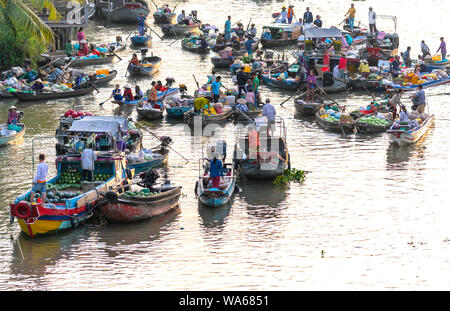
xmin=30 ymin=153 xmax=48 ymax=204
xmin=77 ymin=28 xmax=85 ymax=45
xmin=211 ymin=76 xmax=223 ymax=103
xmin=130 ymin=53 xmax=140 ymax=66
xmin=81 ymin=144 xmax=97 ymax=182
xmin=303 ymin=7 xmax=313 ymax=29
xmin=224 ymin=16 xmax=232 ymax=41
xmin=287 ymin=5 xmax=295 ymax=24
xmin=279 ymin=7 xmax=288 ymax=23
xmin=306 ymin=70 xmax=317 ymax=102
xmin=388 ymin=89 xmax=403 ymax=120
xmin=436 ymin=37 xmax=447 ymax=60
xmin=368 ymin=7 xmax=377 ymax=33
xmin=401 ymin=47 xmax=412 ymax=68
xmin=245 ymin=36 xmax=255 ymax=58
xmin=208 ymin=156 xmax=223 ymax=189
xmin=138 ymin=13 xmax=147 ymax=36
xmin=345 ymin=4 xmax=356 ymax=31
xmin=411 ymin=85 xmax=426 ymax=113
xmin=421 ymin=40 xmax=431 ymax=59
xmin=262 ymin=98 xmax=276 ymax=134
xmin=236 ymin=67 xmax=247 ymax=98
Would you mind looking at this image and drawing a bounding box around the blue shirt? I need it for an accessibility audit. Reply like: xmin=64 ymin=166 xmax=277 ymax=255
xmin=262 ymin=103 xmax=276 ymax=122
xmin=413 ymin=89 xmax=426 ymax=105
xmin=225 ymin=20 xmax=231 ymax=32
xmin=263 ymin=32 xmax=272 ymax=40
xmin=209 ymin=159 xmax=223 ymax=178
xmin=211 ymin=81 xmax=222 ymax=95
xmin=138 ymin=16 xmax=146 ymax=27
xmin=245 ymin=39 xmax=254 ymax=52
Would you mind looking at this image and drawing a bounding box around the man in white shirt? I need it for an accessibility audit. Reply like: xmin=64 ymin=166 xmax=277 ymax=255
xmin=368 ymin=7 xmax=377 ymax=33
xmin=177 ymin=10 xmax=186 ymax=24
xmin=30 ymin=153 xmax=48 ymax=204
xmin=81 ymin=144 xmax=97 ymax=182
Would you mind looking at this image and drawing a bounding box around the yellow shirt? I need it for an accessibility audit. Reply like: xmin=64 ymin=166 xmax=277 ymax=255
xmin=358 ymin=62 xmax=370 ymax=73
xmin=347 ymin=7 xmax=356 ymax=18
xmin=194 ymin=97 xmax=208 ymax=111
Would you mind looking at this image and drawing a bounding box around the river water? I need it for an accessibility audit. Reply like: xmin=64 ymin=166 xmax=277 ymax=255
xmin=1 ymin=0 xmax=449 ymax=290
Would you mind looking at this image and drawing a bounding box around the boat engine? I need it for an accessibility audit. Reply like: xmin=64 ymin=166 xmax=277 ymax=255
xmin=140 ymin=48 xmax=148 ymax=61
xmin=322 ymin=72 xmax=334 ymax=87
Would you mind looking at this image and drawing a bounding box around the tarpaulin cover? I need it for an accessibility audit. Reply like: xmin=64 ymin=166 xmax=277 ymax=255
xmin=67 ymin=116 xmax=128 ymax=134
xmin=304 ymin=27 xmax=342 ymax=38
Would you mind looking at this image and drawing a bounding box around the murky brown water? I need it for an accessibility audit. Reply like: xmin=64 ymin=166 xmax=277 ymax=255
xmin=1 ymin=0 xmax=450 ymax=290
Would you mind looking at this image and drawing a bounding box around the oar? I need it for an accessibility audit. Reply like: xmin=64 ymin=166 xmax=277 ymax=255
xmin=99 ymin=94 xmax=113 ymax=106
xmin=150 ymin=0 xmax=159 ymax=10
xmin=103 ymin=44 xmax=122 ymax=60
xmin=169 ymin=38 xmax=182 ymax=46
xmin=233 ymin=105 xmax=256 ymax=124
xmin=125 ymin=29 xmax=135 ymax=41
xmin=280 ymin=84 xmax=306 ymax=106
xmin=134 ymin=121 xmax=190 ymax=163
xmin=80 ymin=73 xmax=99 ymax=93
xmin=39 ymin=56 xmax=65 ymax=71
xmin=192 ymin=74 xmax=200 ymax=89
xmin=146 ymin=23 xmax=163 ymax=40
xmin=173 ymin=0 xmax=182 ymax=11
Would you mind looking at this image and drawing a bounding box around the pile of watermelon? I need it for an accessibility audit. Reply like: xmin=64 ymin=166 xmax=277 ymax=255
xmin=53 ymin=171 xmax=82 ymax=190
xmin=94 ymin=173 xmax=113 ymax=182
xmin=124 ymin=188 xmax=159 ymax=197
xmin=63 ymin=109 xmax=93 ymax=119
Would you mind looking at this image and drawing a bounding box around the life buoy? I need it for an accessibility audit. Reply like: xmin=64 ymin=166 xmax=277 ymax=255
xmin=13 ymin=201 xmax=32 ymax=219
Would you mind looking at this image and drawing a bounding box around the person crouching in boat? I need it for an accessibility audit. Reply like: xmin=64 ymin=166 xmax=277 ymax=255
xmin=410 ymin=84 xmax=426 ymax=113
xmin=77 ymin=39 xmax=89 ymax=56
xmin=31 ymin=79 xmax=44 ymax=93
xmin=194 ymin=96 xmax=212 ymax=113
xmin=236 ymin=98 xmax=249 ymax=112
xmin=262 ymin=98 xmax=277 ymax=135
xmin=123 ymin=85 xmax=134 ymax=101
xmin=112 ymin=84 xmax=123 ymax=101
xmin=30 ymin=153 xmax=48 ymax=204
xmin=130 ymin=53 xmax=140 ymax=67
xmin=306 ymin=70 xmax=317 ymax=102
xmin=358 ymin=59 xmax=370 ymax=79
xmin=399 ymin=104 xmax=409 ymax=124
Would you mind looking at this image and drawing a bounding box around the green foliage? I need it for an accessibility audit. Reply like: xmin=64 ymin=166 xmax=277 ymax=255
xmin=273 ymin=168 xmax=306 ymax=187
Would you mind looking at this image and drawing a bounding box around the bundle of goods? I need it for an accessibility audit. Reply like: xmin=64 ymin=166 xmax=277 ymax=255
xmin=127 ymin=149 xmax=154 ymax=164
xmin=123 ymin=188 xmax=159 ymax=197
xmin=62 ymin=109 xmax=93 ymax=120
xmin=358 ymin=114 xmax=390 ymax=126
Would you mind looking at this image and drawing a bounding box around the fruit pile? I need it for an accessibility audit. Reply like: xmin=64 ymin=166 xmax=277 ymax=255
xmin=63 ymin=109 xmax=93 ymax=119
xmin=94 ymin=173 xmax=113 ymax=182
xmin=123 ymin=188 xmax=159 ymax=197
xmin=358 ymin=116 xmax=390 ymax=126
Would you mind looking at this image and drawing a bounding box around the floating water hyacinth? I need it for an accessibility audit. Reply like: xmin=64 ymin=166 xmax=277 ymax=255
xmin=273 ymin=168 xmax=306 ymax=187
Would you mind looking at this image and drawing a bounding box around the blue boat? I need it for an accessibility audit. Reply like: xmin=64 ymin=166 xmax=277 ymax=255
xmin=112 ymin=88 xmax=179 ymax=106
xmin=261 ymin=74 xmax=300 ymax=90
xmin=130 ymin=35 xmax=152 ymax=46
xmin=166 ymin=105 xmax=193 ymax=118
xmin=195 ymin=141 xmax=237 ymax=208
xmin=389 ymin=77 xmax=450 ymax=91
xmin=127 ymin=147 xmax=169 ymax=173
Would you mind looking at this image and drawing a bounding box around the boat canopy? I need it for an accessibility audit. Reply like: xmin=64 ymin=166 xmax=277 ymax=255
xmin=263 ymin=24 xmax=301 ymax=32
xmin=67 ymin=116 xmax=128 ymax=134
xmin=304 ymin=27 xmax=342 ymax=39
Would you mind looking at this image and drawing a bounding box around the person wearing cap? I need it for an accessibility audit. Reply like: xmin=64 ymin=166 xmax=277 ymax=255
xmin=303 ymin=7 xmax=313 ymax=29
xmin=358 ymin=59 xmax=370 ymax=78
xmin=77 ymin=39 xmax=89 ymax=56
xmin=31 ymin=78 xmax=44 ymax=93
xmin=7 ymin=106 xmax=21 ymax=130
xmin=245 ymin=36 xmax=255 ymax=58
xmin=123 ymin=85 xmax=134 ymax=101
xmin=246 ymin=24 xmax=257 ymax=37
xmin=224 ymin=16 xmax=231 ymax=41
xmin=287 ymin=5 xmax=295 ymax=24
xmin=279 ymin=6 xmax=288 ymax=23
xmin=368 ymin=7 xmax=377 ymax=33
xmin=345 ymin=4 xmax=356 ymax=31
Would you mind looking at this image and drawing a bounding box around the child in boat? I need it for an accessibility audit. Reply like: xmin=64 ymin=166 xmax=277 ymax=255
xmin=112 ymin=84 xmax=123 ymax=101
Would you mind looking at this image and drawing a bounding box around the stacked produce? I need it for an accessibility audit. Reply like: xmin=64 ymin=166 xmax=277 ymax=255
xmin=358 ymin=115 xmax=390 ymax=126
xmin=93 ymin=173 xmax=113 ymax=182
xmin=63 ymin=109 xmax=93 ymax=120
xmin=123 ymin=188 xmax=159 ymax=197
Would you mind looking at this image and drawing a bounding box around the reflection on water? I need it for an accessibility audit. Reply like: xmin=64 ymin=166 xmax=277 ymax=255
xmin=0 ymin=0 xmax=450 ymax=290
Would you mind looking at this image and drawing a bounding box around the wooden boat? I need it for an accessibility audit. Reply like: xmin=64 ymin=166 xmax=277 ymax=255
xmin=235 ymin=116 xmax=290 ymax=179
xmin=388 ymin=77 xmax=450 ymax=91
xmin=136 ymin=102 xmax=164 ymax=120
xmin=51 ymin=55 xmax=115 ymax=68
xmin=184 ymin=108 xmax=234 ymax=127
xmin=127 ymin=151 xmax=168 ymax=173
xmin=387 ymin=114 xmax=435 ymax=146
xmin=128 ymin=56 xmax=161 ymax=76
xmin=112 ymin=87 xmax=178 ymax=107
xmin=166 ymin=105 xmax=193 ymax=118
xmin=294 ymin=98 xmax=324 ymax=116
xmin=315 ymin=110 xmax=355 ymax=133
xmin=97 ymin=0 xmax=150 ymax=23
xmin=99 ymin=169 xmax=181 ymax=223
xmin=153 ymin=12 xmax=176 ymax=24
xmin=313 ymin=74 xmax=349 ymax=93
xmin=181 ymin=40 xmax=210 ymax=53
xmin=161 ymin=23 xmax=202 ymax=37
xmin=233 ymin=108 xmax=262 ymax=121
xmin=261 ymin=74 xmax=300 ymax=90
xmin=130 ymin=35 xmax=152 ymax=46
xmin=355 ymin=117 xmax=393 ymax=134
xmin=211 ymin=56 xmax=234 ymax=68
xmin=79 ymin=69 xmax=117 ymax=88
xmin=0 ymin=123 xmax=25 ymax=146
xmin=349 ymin=78 xmax=385 ymax=91
xmin=9 ymin=152 xmax=132 ymax=238
xmin=196 ymin=141 xmax=236 ymax=208
xmin=54 ymin=115 xmax=142 ymax=156
xmin=11 ymin=86 xmax=94 ymax=101
xmin=260 ymin=24 xmax=302 ymax=48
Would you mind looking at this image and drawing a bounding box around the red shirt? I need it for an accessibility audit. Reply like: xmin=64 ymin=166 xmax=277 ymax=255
xmin=323 ymin=53 xmax=330 ymax=66
xmin=123 ymin=89 xmax=134 ymax=101
xmin=338 ymin=57 xmax=347 ymax=69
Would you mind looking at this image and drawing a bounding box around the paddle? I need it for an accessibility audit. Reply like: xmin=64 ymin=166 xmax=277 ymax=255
xmin=192 ymin=74 xmax=200 ymax=89
xmin=233 ymin=105 xmax=256 ymax=124
xmin=169 ymin=38 xmax=182 ymax=46
xmin=150 ymin=0 xmax=159 ymax=10
xmin=134 ymin=121 xmax=190 ymax=163
xmin=103 ymin=44 xmax=122 ymax=61
xmin=99 ymin=94 xmax=112 ymax=106
xmin=173 ymin=0 xmax=182 ymax=12
xmin=145 ymin=22 xmax=164 ymax=40
xmin=125 ymin=29 xmax=135 ymax=41
xmin=280 ymin=84 xmax=306 ymax=106
xmin=39 ymin=56 xmax=65 ymax=71
xmin=80 ymin=73 xmax=99 ymax=93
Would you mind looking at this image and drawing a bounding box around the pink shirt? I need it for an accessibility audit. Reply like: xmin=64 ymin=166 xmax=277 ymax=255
xmin=77 ymin=31 xmax=85 ymax=42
